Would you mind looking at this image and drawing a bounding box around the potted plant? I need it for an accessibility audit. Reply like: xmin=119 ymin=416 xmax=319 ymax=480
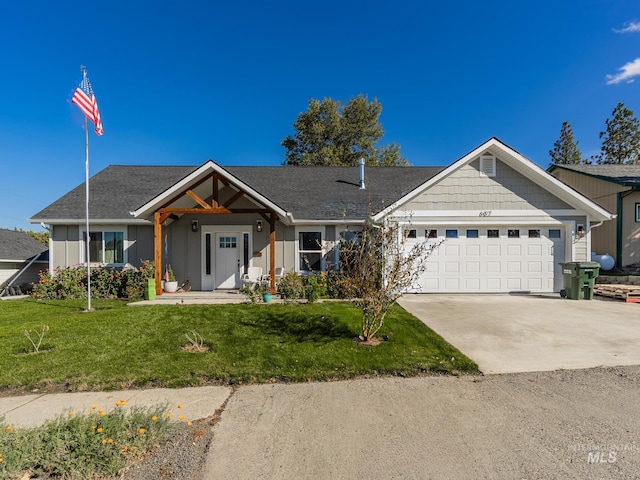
xmin=164 ymin=264 xmax=178 ymax=293
xmin=257 ymin=284 xmax=273 ymax=303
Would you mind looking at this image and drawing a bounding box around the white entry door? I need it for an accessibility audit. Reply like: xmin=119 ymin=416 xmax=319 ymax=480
xmin=215 ymin=233 xmax=241 ymax=289
xmin=202 ymin=227 xmax=250 ymax=290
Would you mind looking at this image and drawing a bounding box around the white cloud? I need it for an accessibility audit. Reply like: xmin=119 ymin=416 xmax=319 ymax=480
xmin=613 ymin=21 xmax=640 ymax=33
xmin=606 ymin=58 xmax=640 ymax=84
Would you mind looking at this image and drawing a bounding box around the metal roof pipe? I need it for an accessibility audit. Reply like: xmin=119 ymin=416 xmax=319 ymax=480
xmin=359 ymin=158 xmax=365 ymax=190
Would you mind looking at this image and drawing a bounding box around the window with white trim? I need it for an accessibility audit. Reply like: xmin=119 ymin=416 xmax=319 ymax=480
xmin=636 ymin=203 xmax=640 ymax=222
xmin=84 ymin=230 xmax=125 ymax=264
xmin=298 ymin=231 xmax=322 ymax=272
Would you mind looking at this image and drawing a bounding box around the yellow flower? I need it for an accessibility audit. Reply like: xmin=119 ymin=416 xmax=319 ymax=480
xmin=166 ymin=413 xmax=172 ymax=418
xmin=138 ymin=428 xmax=145 ymax=435
xmin=187 ymin=421 xmax=193 ymax=426
xmin=97 ymin=427 xmax=103 ymax=433
xmin=108 ymin=438 xmax=113 ymax=444
xmin=179 ymin=415 xmax=185 ymax=421
xmin=87 ymin=411 xmax=93 ymax=416
xmin=5 ymin=426 xmax=13 ymax=432
xmin=91 ymin=405 xmax=97 ymax=410
xmin=102 ymin=439 xmax=107 ymax=444
xmin=177 ymin=404 xmax=182 ymax=409
xmin=68 ymin=412 xmax=74 ymax=418
xmin=91 ymin=425 xmax=96 ymax=430
xmin=151 ymin=416 xmax=158 ymax=422
xmin=99 ymin=410 xmax=106 ymax=417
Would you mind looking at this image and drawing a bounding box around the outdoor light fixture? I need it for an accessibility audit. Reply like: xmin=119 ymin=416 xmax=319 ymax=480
xmin=256 ymin=220 xmax=263 ymax=232
xmin=577 ymin=224 xmax=585 ymax=236
xmin=191 ymin=220 xmax=199 ymax=232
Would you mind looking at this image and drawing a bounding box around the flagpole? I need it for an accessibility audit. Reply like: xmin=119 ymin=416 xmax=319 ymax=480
xmin=82 ymin=69 xmax=92 ymax=312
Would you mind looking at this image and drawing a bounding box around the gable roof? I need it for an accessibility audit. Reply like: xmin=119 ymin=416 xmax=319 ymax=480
xmin=374 ymin=137 xmax=614 ymax=222
xmin=33 ymin=162 xmax=445 ymax=224
xmin=548 ymin=164 xmax=640 ymax=187
xmin=0 ymin=229 xmax=48 ymax=262
xmin=31 ymin=166 xmax=197 ymax=224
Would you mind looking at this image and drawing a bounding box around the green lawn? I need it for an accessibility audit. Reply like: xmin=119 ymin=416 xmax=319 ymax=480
xmin=0 ymin=299 xmax=477 ymax=393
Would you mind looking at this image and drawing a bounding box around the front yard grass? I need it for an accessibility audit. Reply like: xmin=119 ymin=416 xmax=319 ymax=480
xmin=0 ymin=299 xmax=477 ymax=393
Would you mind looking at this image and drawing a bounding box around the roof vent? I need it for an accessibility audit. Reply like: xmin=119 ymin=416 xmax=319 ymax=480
xmin=479 ymin=155 xmax=496 ymax=177
xmin=359 ymin=158 xmax=365 ymax=189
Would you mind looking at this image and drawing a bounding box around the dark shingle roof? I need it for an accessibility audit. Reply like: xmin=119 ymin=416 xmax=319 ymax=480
xmin=225 ymin=166 xmax=445 ymax=220
xmin=31 ymin=164 xmax=445 ymax=222
xmin=0 ymin=229 xmax=48 ymax=261
xmin=551 ymin=164 xmax=640 ymax=186
xmin=31 ymin=166 xmax=198 ymax=221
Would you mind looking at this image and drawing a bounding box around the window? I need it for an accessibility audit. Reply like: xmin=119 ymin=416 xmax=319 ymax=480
xmin=299 ymin=231 xmax=322 ymax=271
xmin=445 ymin=229 xmax=458 ymax=238
xmin=466 ymin=229 xmax=479 ymax=238
xmin=86 ymin=230 xmax=124 ymax=264
xmin=636 ymin=203 xmax=640 ymax=222
xmin=548 ymin=229 xmax=561 ymax=239
xmin=219 ymin=236 xmax=237 ymax=248
xmin=488 ymin=229 xmax=499 ymax=238
xmin=406 ymin=229 xmax=417 ymax=239
xmin=528 ymin=229 xmax=540 ymax=238
xmin=508 ymin=229 xmax=520 ymax=238
xmin=426 ymin=229 xmax=438 ymax=239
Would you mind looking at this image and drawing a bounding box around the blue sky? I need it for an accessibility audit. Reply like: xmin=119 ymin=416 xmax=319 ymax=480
xmin=2 ymin=0 xmax=640 ymax=231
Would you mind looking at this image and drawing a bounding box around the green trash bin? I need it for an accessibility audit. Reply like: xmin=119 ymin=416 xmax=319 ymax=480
xmin=560 ymin=262 xmax=600 ymax=300
xmin=144 ymin=279 xmax=156 ymax=300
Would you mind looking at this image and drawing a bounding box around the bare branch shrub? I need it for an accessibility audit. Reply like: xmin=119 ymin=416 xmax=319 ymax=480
xmin=340 ymin=219 xmax=441 ymax=341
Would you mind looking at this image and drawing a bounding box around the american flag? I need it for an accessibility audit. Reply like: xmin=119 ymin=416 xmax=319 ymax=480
xmin=72 ymin=70 xmax=103 ymax=136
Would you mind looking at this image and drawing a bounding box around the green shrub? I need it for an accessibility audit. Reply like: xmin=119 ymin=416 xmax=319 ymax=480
xmin=277 ymin=272 xmax=305 ymax=302
xmin=32 ymin=261 xmax=154 ymax=301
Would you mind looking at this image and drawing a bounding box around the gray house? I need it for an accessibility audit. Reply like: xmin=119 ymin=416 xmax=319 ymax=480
xmin=0 ymin=229 xmax=48 ymax=295
xmin=31 ymin=138 xmax=614 ymax=295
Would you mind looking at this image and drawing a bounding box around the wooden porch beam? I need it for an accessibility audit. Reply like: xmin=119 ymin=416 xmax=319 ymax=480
xmin=212 ymin=173 xmax=219 ymax=209
xmin=154 ymin=212 xmax=162 ymax=295
xmin=222 ymin=190 xmax=244 ymax=209
xmin=186 ymin=189 xmax=212 ymax=210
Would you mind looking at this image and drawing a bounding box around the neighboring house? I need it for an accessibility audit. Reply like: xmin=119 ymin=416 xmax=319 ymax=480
xmin=548 ymin=164 xmax=640 ymax=268
xmin=0 ymin=228 xmax=48 ymax=295
xmin=30 ymin=138 xmax=613 ymax=294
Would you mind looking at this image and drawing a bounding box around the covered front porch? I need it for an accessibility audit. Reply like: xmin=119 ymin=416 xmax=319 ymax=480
xmin=129 ymin=161 xmax=291 ymax=296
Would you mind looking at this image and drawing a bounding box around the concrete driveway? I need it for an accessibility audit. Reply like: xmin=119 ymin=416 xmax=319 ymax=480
xmin=397 ymin=294 xmax=640 ymax=374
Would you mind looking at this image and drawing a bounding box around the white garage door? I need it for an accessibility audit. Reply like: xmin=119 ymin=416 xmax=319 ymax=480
xmin=408 ymin=226 xmax=565 ymax=293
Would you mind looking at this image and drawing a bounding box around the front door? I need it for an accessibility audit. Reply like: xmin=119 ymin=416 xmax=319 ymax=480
xmin=201 ymin=226 xmax=251 ymax=290
xmin=215 ymin=233 xmax=241 ymax=289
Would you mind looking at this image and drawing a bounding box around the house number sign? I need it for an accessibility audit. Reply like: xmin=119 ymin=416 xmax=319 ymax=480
xmin=479 ymin=211 xmax=492 ymax=217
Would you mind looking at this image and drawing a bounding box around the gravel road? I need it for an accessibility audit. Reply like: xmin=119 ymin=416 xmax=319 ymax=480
xmin=201 ymin=366 xmax=640 ymax=479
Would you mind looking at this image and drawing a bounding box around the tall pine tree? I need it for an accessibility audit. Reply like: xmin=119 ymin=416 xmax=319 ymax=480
xmin=593 ymin=102 xmax=640 ymax=165
xmin=549 ymin=121 xmax=583 ymax=165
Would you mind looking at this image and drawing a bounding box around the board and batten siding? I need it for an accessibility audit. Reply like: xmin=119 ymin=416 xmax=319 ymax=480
xmin=406 ymin=160 xmax=572 ymax=211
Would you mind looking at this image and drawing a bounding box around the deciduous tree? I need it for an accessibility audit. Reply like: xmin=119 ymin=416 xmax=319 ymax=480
xmin=281 ymin=95 xmax=407 ymax=166
xmin=339 ymin=219 xmax=440 ymax=342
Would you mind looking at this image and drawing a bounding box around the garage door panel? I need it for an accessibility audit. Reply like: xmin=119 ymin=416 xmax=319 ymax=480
xmin=465 ymin=261 xmax=480 ymax=273
xmin=527 ymin=261 xmax=542 ymax=272
xmin=528 ymin=244 xmax=542 ymax=255
xmin=445 ymin=245 xmax=460 ymax=255
xmin=487 ymin=245 xmax=501 ymax=255
xmin=466 ymin=245 xmax=480 ymax=255
xmin=507 ymin=261 xmax=521 ymax=272
xmin=507 ymin=245 xmax=521 ymax=255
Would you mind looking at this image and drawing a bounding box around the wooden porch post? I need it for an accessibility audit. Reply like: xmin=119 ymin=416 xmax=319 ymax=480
xmin=154 ymin=211 xmax=162 ymax=295
xmin=270 ymin=213 xmax=276 ymax=294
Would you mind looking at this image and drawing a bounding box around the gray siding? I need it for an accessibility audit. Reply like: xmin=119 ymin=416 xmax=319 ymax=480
xmin=51 ymin=225 xmax=80 ymax=269
xmin=127 ymin=225 xmax=154 ymax=266
xmin=407 ymin=160 xmax=572 ymax=211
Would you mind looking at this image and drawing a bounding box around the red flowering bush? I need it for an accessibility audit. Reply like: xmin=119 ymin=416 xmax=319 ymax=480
xmin=32 ymin=261 xmax=154 ymax=300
